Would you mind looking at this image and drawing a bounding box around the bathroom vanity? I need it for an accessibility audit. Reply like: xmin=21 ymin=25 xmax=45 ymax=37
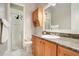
xmin=32 ymin=3 xmax=79 ymax=56
xmin=32 ymin=35 xmax=79 ymax=56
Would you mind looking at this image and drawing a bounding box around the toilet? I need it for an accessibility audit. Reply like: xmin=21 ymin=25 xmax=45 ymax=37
xmin=23 ymin=40 xmax=32 ymax=53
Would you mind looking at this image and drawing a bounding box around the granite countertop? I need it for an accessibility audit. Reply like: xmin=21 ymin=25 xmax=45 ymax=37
xmin=33 ymin=34 xmax=79 ymax=53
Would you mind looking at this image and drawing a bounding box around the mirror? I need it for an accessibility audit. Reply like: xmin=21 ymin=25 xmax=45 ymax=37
xmin=44 ymin=3 xmax=71 ymax=32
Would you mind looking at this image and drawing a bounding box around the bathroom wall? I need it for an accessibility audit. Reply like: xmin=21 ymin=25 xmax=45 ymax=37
xmin=0 ymin=3 xmax=7 ymax=55
xmin=0 ymin=3 xmax=6 ymax=19
xmin=0 ymin=3 xmax=8 ymax=21
xmin=24 ymin=3 xmax=37 ymax=41
xmin=24 ymin=3 xmax=47 ymax=41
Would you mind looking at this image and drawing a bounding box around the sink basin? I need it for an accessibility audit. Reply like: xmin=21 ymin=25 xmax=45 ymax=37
xmin=42 ymin=35 xmax=60 ymax=39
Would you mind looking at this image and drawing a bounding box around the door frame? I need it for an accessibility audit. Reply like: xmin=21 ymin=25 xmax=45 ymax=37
xmin=7 ymin=3 xmax=25 ymax=50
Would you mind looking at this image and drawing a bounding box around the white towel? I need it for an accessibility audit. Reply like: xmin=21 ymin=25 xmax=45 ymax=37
xmin=1 ymin=18 xmax=9 ymax=43
xmin=2 ymin=18 xmax=9 ymax=28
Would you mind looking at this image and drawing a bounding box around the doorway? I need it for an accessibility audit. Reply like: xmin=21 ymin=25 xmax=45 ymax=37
xmin=10 ymin=4 xmax=24 ymax=50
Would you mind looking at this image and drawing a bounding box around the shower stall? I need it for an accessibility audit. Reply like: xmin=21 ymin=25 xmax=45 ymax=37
xmin=10 ymin=4 xmax=24 ymax=50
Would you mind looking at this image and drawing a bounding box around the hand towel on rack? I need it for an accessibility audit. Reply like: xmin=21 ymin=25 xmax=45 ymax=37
xmin=1 ymin=18 xmax=9 ymax=43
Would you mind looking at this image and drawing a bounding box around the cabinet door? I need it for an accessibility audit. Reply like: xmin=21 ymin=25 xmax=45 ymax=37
xmin=32 ymin=36 xmax=44 ymax=56
xmin=58 ymin=46 xmax=79 ymax=56
xmin=36 ymin=38 xmax=44 ymax=56
xmin=35 ymin=38 xmax=41 ymax=56
xmin=44 ymin=40 xmax=57 ymax=56
xmin=32 ymin=36 xmax=37 ymax=56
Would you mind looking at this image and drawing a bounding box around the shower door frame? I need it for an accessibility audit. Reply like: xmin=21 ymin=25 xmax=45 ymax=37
xmin=7 ymin=3 xmax=25 ymax=50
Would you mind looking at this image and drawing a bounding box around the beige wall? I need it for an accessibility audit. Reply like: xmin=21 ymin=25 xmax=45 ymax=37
xmin=0 ymin=3 xmax=6 ymax=19
xmin=24 ymin=3 xmax=36 ymax=41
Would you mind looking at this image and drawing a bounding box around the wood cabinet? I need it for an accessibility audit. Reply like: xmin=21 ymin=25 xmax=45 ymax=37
xmin=58 ymin=46 xmax=79 ymax=56
xmin=32 ymin=35 xmax=79 ymax=56
xmin=32 ymin=36 xmax=44 ymax=56
xmin=44 ymin=40 xmax=57 ymax=56
xmin=32 ymin=36 xmax=36 ymax=56
xmin=32 ymin=35 xmax=57 ymax=56
xmin=32 ymin=6 xmax=43 ymax=27
xmin=35 ymin=37 xmax=44 ymax=56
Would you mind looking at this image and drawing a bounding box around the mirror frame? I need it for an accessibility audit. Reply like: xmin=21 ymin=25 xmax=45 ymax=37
xmin=43 ymin=3 xmax=75 ymax=34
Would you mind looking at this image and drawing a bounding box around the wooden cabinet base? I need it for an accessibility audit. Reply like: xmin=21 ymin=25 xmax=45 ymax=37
xmin=58 ymin=46 xmax=79 ymax=56
xmin=32 ymin=35 xmax=79 ymax=56
xmin=44 ymin=40 xmax=57 ymax=56
xmin=32 ymin=35 xmax=57 ymax=56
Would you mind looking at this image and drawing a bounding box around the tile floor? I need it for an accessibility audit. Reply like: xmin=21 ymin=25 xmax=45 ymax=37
xmin=3 ymin=48 xmax=32 ymax=56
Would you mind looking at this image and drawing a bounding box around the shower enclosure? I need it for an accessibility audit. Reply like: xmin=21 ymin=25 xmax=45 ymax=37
xmin=10 ymin=4 xmax=24 ymax=50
